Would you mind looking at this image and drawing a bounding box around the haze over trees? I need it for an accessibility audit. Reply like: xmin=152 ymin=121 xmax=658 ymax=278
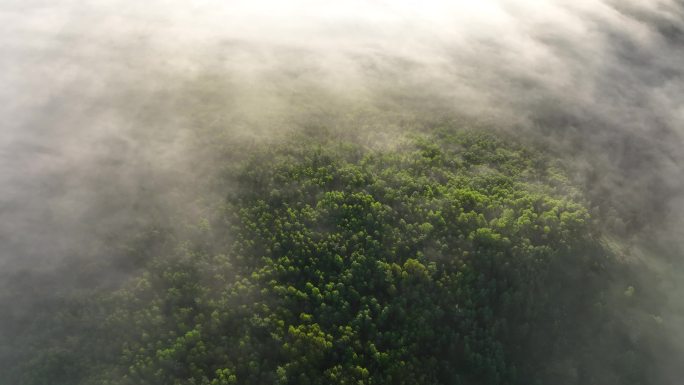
xmin=2 ymin=1 xmax=684 ymax=384
xmin=2 ymin=127 xmax=670 ymax=385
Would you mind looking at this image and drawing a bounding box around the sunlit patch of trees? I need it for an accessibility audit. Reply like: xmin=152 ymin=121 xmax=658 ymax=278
xmin=8 ymin=128 xmax=659 ymax=385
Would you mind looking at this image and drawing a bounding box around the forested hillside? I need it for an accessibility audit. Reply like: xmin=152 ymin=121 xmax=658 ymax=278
xmin=2 ymin=127 xmax=665 ymax=385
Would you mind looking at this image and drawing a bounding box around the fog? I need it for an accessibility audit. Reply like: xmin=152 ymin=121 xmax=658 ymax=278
xmin=1 ymin=0 xmax=684 ymax=382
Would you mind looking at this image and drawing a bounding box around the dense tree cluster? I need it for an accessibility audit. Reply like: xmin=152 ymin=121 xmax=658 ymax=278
xmin=3 ymin=128 xmax=661 ymax=385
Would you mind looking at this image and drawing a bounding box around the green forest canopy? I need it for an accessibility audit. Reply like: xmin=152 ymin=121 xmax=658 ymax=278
xmin=6 ymin=127 xmax=663 ymax=385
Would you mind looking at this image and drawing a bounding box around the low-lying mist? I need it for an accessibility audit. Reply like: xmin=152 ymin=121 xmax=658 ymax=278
xmin=1 ymin=0 xmax=683 ymax=383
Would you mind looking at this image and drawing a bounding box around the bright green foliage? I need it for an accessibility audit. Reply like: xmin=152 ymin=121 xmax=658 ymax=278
xmin=96 ymin=129 xmax=606 ymax=385
xmin=7 ymin=128 xmax=651 ymax=385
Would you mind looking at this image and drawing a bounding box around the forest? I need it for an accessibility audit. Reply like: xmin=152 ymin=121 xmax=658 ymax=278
xmin=3 ymin=1 xmax=684 ymax=384
xmin=1 ymin=126 xmax=672 ymax=385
